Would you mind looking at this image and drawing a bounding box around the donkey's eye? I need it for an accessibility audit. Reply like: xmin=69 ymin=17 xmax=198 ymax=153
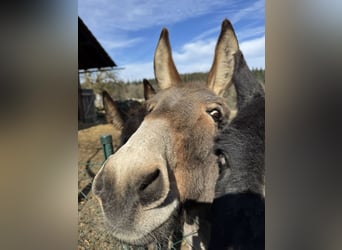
xmin=208 ymin=109 xmax=222 ymax=123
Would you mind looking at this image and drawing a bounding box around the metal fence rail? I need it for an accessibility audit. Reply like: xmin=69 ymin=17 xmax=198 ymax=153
xmin=78 ymin=134 xmax=114 ymax=204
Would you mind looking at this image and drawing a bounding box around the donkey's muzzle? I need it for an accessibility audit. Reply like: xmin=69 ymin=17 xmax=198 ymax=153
xmin=92 ymin=159 xmax=170 ymax=212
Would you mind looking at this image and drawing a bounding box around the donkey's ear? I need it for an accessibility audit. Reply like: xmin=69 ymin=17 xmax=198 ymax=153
xmin=143 ymin=79 xmax=156 ymax=100
xmin=102 ymin=91 xmax=124 ymax=130
xmin=233 ymin=51 xmax=265 ymax=110
xmin=207 ymin=19 xmax=239 ymax=96
xmin=154 ymin=28 xmax=182 ymax=89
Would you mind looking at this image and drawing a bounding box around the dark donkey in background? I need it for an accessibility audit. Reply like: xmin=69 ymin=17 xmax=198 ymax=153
xmin=209 ymin=51 xmax=265 ymax=250
xmin=94 ymin=19 xmax=264 ymax=249
xmin=102 ymin=79 xmax=155 ymax=146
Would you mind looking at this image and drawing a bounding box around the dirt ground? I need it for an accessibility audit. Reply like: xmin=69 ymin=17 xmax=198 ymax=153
xmin=78 ymin=122 xmax=124 ymax=250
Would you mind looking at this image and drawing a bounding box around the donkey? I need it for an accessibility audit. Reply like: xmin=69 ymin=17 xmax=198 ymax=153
xmin=209 ymin=51 xmax=265 ymax=250
xmin=93 ymin=19 xmax=242 ymax=249
xmin=102 ymin=79 xmax=155 ymax=145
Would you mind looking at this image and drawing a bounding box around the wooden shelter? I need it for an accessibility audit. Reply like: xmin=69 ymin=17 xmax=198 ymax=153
xmin=78 ymin=17 xmax=117 ymax=122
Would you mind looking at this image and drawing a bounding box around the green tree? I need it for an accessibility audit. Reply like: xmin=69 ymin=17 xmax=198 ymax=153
xmin=81 ymin=70 xmax=119 ymax=94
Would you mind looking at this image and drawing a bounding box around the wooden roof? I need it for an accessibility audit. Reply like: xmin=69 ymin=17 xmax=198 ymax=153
xmin=78 ymin=17 xmax=117 ymax=70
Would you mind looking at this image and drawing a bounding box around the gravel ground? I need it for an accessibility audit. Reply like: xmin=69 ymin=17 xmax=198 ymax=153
xmin=78 ymin=123 xmax=123 ymax=250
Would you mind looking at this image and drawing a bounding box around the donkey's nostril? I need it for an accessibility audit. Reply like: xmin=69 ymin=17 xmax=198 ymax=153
xmin=139 ymin=169 xmax=160 ymax=191
xmin=138 ymin=169 xmax=163 ymax=206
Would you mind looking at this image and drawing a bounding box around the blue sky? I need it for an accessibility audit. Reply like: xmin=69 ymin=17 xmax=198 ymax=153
xmin=79 ymin=0 xmax=264 ymax=82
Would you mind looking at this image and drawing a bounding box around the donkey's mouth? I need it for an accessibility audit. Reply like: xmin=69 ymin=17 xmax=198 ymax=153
xmin=104 ymin=199 xmax=179 ymax=247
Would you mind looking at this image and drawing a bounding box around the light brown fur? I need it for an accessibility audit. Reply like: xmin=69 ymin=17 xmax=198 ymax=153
xmin=93 ymin=19 xmax=240 ymax=249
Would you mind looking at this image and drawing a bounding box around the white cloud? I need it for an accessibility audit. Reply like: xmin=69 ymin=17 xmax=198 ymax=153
xmin=229 ymin=0 xmax=264 ymax=24
xmin=240 ymin=35 xmax=265 ymax=68
xmin=174 ymin=35 xmax=265 ymax=74
xmin=79 ymin=0 xmax=237 ymax=32
xmin=193 ymin=26 xmax=220 ymax=41
xmin=117 ymin=61 xmax=154 ymax=82
xmin=236 ymin=26 xmax=265 ymax=41
xmin=101 ymin=37 xmax=144 ymax=49
xmin=117 ymin=35 xmax=265 ymax=81
xmin=173 ymin=40 xmax=216 ymax=73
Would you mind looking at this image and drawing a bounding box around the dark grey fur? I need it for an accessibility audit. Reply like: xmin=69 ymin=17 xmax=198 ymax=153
xmin=209 ymin=51 xmax=265 ymax=250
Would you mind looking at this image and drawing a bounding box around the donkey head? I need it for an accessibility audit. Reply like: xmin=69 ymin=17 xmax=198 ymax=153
xmin=93 ymin=19 xmax=240 ymax=247
xmin=102 ymin=79 xmax=155 ymax=145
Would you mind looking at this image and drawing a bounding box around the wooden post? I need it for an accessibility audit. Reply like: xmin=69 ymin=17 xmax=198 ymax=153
xmin=78 ymin=73 xmax=84 ymax=122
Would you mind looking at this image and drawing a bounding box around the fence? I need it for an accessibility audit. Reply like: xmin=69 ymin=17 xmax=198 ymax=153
xmin=78 ymin=134 xmax=113 ymax=204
